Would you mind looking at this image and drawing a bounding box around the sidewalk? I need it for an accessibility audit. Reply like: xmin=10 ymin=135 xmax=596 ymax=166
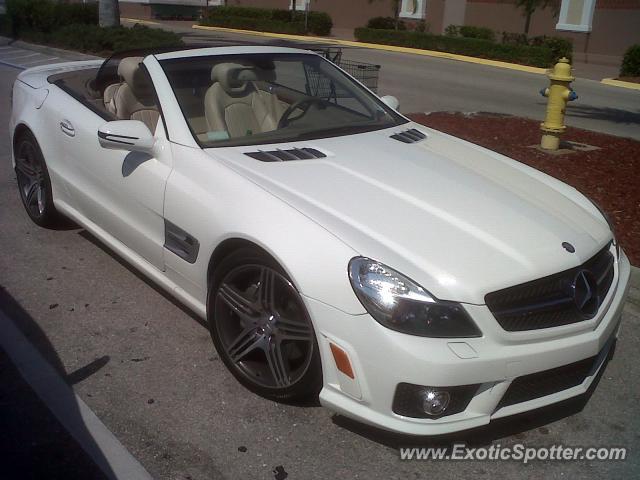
xmin=0 ymin=349 xmax=108 ymax=480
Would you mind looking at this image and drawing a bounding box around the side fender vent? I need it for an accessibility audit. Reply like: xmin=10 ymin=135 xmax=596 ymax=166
xmin=164 ymin=220 xmax=199 ymax=264
xmin=244 ymin=148 xmax=327 ymax=162
xmin=390 ymin=128 xmax=427 ymax=144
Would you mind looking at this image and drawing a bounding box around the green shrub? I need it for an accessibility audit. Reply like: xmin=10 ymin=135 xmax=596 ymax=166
xmin=445 ymin=24 xmax=494 ymax=41
xmin=459 ymin=25 xmax=494 ymax=42
xmin=530 ymin=35 xmax=573 ymax=62
xmin=366 ymin=16 xmax=406 ymax=30
xmin=302 ymin=11 xmax=333 ymax=36
xmin=19 ymin=24 xmax=183 ymax=56
xmin=0 ymin=14 xmax=8 ymax=36
xmin=621 ymin=44 xmax=640 ymax=76
xmin=202 ymin=16 xmax=306 ymax=35
xmin=203 ymin=5 xmax=333 ymax=36
xmin=414 ymin=20 xmax=429 ymax=33
xmin=206 ymin=6 xmax=273 ymax=20
xmin=354 ymin=28 xmax=557 ymax=67
xmin=501 ymin=31 xmax=528 ymax=46
xmin=444 ymin=25 xmax=459 ymax=37
xmin=151 ymin=4 xmax=200 ymax=21
xmin=6 ymin=0 xmax=97 ymax=36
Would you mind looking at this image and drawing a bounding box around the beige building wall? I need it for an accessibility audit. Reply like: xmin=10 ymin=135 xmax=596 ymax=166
xmin=119 ymin=0 xmax=639 ymax=62
xmin=464 ymin=0 xmax=640 ymax=62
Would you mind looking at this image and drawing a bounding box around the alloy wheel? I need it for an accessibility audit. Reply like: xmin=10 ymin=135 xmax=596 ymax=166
xmin=15 ymin=140 xmax=46 ymax=218
xmin=214 ymin=264 xmax=315 ymax=389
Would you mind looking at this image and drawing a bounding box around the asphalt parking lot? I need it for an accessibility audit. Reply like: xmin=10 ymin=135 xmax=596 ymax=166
xmin=0 ymin=51 xmax=639 ymax=480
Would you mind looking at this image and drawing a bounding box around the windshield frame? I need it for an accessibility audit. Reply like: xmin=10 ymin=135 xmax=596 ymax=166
xmin=158 ymin=52 xmax=408 ymax=149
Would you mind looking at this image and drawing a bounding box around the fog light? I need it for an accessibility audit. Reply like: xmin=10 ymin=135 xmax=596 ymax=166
xmin=392 ymin=382 xmax=479 ymax=419
xmin=420 ymin=389 xmax=451 ymax=416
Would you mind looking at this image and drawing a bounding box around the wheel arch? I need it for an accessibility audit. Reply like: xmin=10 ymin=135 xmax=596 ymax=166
xmin=207 ymin=237 xmax=287 ymax=290
xmin=11 ymin=122 xmax=36 ymax=166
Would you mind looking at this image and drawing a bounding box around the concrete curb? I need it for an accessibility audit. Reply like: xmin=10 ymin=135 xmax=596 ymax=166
xmin=0 ymin=36 xmax=102 ymax=61
xmin=191 ymin=24 xmax=548 ymax=75
xmin=0 ymin=311 xmax=153 ymax=480
xmin=122 ymin=17 xmax=161 ymax=26
xmin=601 ymin=78 xmax=640 ymax=90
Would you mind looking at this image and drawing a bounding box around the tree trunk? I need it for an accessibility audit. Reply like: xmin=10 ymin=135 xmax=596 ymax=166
xmin=291 ymin=0 xmax=297 ymax=21
xmin=524 ymin=10 xmax=532 ymax=35
xmin=393 ymin=0 xmax=400 ymax=30
xmin=99 ymin=0 xmax=121 ymax=28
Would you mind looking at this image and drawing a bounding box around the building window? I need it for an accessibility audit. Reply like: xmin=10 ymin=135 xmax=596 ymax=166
xmin=289 ymin=0 xmax=310 ymax=11
xmin=207 ymin=0 xmax=224 ymax=6
xmin=399 ymin=0 xmax=426 ymax=19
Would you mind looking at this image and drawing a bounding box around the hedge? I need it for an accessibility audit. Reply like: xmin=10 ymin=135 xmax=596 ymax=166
xmin=202 ymin=16 xmax=307 ymax=35
xmin=446 ymin=24 xmax=573 ymax=62
xmin=446 ymin=25 xmax=494 ymax=42
xmin=620 ymin=44 xmax=640 ymax=77
xmin=355 ymin=28 xmax=558 ymax=68
xmin=366 ymin=16 xmax=407 ymax=30
xmin=6 ymin=0 xmax=98 ymax=37
xmin=202 ymin=5 xmax=333 ymax=36
xmin=18 ymin=24 xmax=184 ymax=56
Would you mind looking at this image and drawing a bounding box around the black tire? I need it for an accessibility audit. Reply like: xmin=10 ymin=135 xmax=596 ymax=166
xmin=14 ymin=130 xmax=60 ymax=228
xmin=207 ymin=248 xmax=322 ymax=402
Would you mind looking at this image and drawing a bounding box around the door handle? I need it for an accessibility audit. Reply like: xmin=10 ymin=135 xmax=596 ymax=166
xmin=60 ymin=119 xmax=75 ymax=137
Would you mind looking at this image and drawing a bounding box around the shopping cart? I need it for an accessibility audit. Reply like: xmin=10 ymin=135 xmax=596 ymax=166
xmin=310 ymin=47 xmax=381 ymax=95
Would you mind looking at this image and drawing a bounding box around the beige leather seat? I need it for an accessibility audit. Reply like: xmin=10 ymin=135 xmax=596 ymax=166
xmin=204 ymin=63 xmax=286 ymax=138
xmin=103 ymin=57 xmax=159 ymax=132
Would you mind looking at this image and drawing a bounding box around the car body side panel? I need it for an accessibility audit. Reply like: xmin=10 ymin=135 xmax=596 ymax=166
xmin=162 ymin=142 xmax=365 ymax=315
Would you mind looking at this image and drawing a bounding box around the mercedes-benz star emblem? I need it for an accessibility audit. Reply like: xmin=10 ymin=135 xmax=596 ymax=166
xmin=572 ymin=270 xmax=599 ymax=318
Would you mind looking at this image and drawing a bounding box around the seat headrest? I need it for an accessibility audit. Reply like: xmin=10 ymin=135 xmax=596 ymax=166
xmin=210 ymin=63 xmax=275 ymax=94
xmin=118 ymin=56 xmax=152 ymax=97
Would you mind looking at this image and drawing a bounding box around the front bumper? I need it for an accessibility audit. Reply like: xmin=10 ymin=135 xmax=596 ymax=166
xmin=309 ymin=248 xmax=631 ymax=436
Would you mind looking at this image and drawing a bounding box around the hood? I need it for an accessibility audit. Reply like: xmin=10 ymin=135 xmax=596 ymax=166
xmin=206 ymin=124 xmax=611 ymax=304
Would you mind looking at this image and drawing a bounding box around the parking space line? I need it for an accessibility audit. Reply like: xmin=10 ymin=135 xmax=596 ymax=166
xmin=0 ymin=52 xmax=41 ymax=59
xmin=21 ymin=57 xmax=58 ymax=66
xmin=0 ymin=311 xmax=154 ymax=480
xmin=0 ymin=59 xmax=26 ymax=70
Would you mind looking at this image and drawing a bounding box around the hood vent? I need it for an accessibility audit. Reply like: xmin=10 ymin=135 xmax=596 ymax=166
xmin=390 ymin=128 xmax=427 ymax=144
xmin=244 ymin=148 xmax=327 ymax=162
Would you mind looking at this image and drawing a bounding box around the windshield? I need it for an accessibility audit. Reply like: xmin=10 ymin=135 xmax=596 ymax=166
xmin=159 ymin=53 xmax=406 ymax=148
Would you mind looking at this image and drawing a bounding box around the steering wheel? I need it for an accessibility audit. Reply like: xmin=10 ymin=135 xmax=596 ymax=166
xmin=278 ymin=98 xmax=327 ymax=129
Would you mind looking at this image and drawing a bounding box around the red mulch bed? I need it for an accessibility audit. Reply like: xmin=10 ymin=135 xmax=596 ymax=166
xmin=408 ymin=112 xmax=640 ymax=265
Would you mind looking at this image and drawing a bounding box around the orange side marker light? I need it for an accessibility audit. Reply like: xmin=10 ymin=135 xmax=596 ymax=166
xmin=330 ymin=343 xmax=355 ymax=379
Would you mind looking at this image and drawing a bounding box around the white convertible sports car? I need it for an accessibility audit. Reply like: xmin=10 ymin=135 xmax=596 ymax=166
xmin=10 ymin=46 xmax=631 ymax=435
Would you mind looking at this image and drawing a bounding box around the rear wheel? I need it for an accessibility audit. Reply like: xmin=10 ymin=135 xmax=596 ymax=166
xmin=208 ymin=248 xmax=322 ymax=401
xmin=14 ymin=131 xmax=60 ymax=228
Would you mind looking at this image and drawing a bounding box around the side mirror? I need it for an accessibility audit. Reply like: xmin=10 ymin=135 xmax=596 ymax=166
xmin=98 ymin=120 xmax=154 ymax=154
xmin=381 ymin=95 xmax=400 ymax=111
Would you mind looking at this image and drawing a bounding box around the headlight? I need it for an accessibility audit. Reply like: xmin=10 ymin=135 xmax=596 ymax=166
xmin=586 ymin=197 xmax=619 ymax=257
xmin=348 ymin=258 xmax=481 ymax=338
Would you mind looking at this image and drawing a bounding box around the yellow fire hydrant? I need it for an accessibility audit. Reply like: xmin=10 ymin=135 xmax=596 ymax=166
xmin=539 ymin=57 xmax=578 ymax=150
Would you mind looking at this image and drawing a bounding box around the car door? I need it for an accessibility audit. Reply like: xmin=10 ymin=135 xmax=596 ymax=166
xmin=55 ymin=65 xmax=171 ymax=271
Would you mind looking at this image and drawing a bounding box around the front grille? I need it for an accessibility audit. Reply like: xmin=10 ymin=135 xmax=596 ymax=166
xmin=496 ymin=355 xmax=597 ymax=410
xmin=486 ymin=244 xmax=614 ymax=332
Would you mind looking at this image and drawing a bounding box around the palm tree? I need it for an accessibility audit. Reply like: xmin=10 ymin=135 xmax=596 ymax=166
xmin=99 ymin=0 xmax=120 ymax=28
xmin=515 ymin=0 xmax=559 ymax=35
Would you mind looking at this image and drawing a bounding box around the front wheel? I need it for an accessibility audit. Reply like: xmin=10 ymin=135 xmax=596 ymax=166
xmin=14 ymin=131 xmax=60 ymax=228
xmin=208 ymin=248 xmax=322 ymax=401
